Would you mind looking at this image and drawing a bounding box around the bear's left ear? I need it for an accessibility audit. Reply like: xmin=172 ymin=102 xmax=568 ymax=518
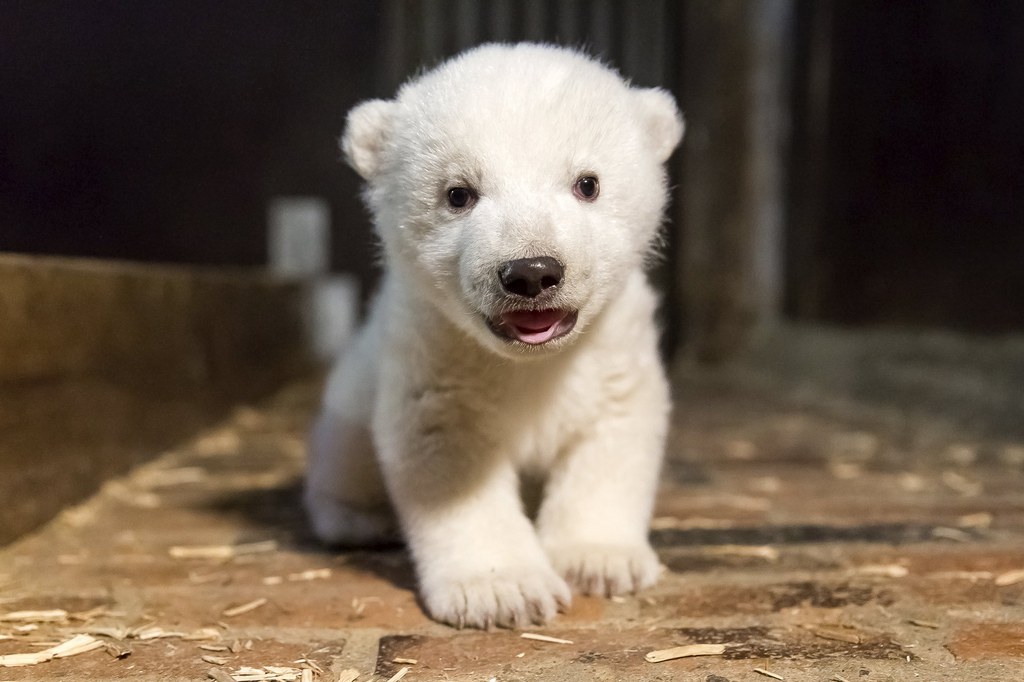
xmin=632 ymin=87 xmax=685 ymax=163
xmin=341 ymin=98 xmax=397 ymax=180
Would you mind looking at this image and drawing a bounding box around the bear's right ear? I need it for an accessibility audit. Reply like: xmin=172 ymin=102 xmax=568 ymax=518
xmin=341 ymin=99 xmax=396 ymax=180
xmin=632 ymin=87 xmax=685 ymax=164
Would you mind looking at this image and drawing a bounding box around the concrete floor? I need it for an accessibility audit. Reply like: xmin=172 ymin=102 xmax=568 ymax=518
xmin=1 ymin=372 xmax=1023 ymax=681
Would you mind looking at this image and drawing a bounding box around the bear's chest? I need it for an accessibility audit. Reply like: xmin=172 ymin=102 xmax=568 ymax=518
xmin=483 ymin=356 xmax=610 ymax=472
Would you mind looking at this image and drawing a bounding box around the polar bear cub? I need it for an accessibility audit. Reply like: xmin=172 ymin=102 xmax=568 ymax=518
xmin=305 ymin=43 xmax=683 ymax=629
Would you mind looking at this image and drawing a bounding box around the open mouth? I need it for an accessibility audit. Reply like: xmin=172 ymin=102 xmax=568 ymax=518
xmin=488 ymin=308 xmax=578 ymax=345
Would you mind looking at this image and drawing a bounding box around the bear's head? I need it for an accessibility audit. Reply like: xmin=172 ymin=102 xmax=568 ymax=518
xmin=342 ymin=43 xmax=683 ymax=359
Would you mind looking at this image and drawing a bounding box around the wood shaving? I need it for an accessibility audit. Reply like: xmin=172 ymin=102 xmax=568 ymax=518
xmin=195 ymin=429 xmax=243 ymax=456
xmin=931 ymin=527 xmax=973 ymax=542
xmin=264 ymin=569 xmax=332 ymax=585
xmin=927 ymin=570 xmax=992 ymax=581
xmin=222 ymin=598 xmax=268 ymax=618
xmin=0 ymin=633 xmax=105 ymax=667
xmin=293 ymin=658 xmax=323 ymax=675
xmin=520 ymin=632 xmax=573 ymax=644
xmin=718 ymin=494 xmax=772 ymax=511
xmin=87 ymin=624 xmax=218 ymax=643
xmin=203 ymin=655 xmax=231 ymax=665
xmin=350 ymin=596 xmax=383 ymax=615
xmin=288 ymin=568 xmax=331 ymax=581
xmin=222 ymin=666 xmax=304 ymax=681
xmin=336 ymin=669 xmax=361 ymax=682
xmin=907 ymin=618 xmax=939 ymax=629
xmin=301 ymin=669 xmax=313 ymax=682
xmin=650 ymin=516 xmax=737 ymax=530
xmin=940 ymin=470 xmax=982 ymax=496
xmin=831 ymin=676 xmax=852 ymax=682
xmin=0 ymin=609 xmax=68 ymax=623
xmin=385 ymin=667 xmax=410 ymax=682
xmin=650 ymin=516 xmax=682 ymax=530
xmin=645 ymin=643 xmax=727 ymax=662
xmin=170 ymin=540 xmax=278 ymax=560
xmin=703 ymin=545 xmax=780 ymax=561
xmin=854 ymin=564 xmax=908 ymax=578
xmin=956 ymin=512 xmax=993 ymax=528
xmin=753 ymin=668 xmax=784 ymax=680
xmin=208 ymin=669 xmax=237 ymax=682
xmin=135 ymin=626 xmax=185 ymax=640
xmin=995 ymin=568 xmax=1024 ymax=587
xmin=392 ymin=657 xmax=418 ymax=664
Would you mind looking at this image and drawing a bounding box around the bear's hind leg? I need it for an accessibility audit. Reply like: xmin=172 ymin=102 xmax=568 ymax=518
xmin=304 ymin=411 xmax=398 ymax=546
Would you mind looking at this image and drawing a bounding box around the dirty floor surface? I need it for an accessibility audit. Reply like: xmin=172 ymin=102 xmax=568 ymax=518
xmin=1 ymin=373 xmax=1023 ymax=681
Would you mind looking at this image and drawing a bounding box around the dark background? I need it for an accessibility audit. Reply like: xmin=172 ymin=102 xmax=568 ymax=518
xmin=1 ymin=1 xmax=380 ymax=273
xmin=788 ymin=1 xmax=1024 ymax=332
xmin=2 ymin=1 xmax=1022 ymax=333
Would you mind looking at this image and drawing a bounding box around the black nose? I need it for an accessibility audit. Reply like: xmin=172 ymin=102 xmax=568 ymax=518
xmin=498 ymin=256 xmax=564 ymax=298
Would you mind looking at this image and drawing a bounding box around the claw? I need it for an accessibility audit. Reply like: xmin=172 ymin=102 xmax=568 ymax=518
xmin=629 ymin=558 xmax=643 ymax=593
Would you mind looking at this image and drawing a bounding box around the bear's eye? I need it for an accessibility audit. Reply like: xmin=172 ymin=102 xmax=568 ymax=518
xmin=573 ymin=175 xmax=600 ymax=201
xmin=447 ymin=186 xmax=476 ymax=210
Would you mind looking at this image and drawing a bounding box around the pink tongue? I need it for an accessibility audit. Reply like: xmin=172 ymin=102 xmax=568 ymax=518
xmin=500 ymin=309 xmax=567 ymax=344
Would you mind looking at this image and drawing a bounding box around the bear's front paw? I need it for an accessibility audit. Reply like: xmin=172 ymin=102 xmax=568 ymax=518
xmin=421 ymin=566 xmax=572 ymax=629
xmin=547 ymin=543 xmax=662 ymax=597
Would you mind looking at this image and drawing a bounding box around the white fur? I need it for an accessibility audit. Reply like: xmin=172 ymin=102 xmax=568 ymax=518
xmin=305 ymin=43 xmax=683 ymax=629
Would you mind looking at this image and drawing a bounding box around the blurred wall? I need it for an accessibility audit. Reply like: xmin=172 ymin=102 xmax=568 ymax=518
xmin=0 ymin=1 xmax=381 ymax=282
xmin=787 ymin=0 xmax=1024 ymax=333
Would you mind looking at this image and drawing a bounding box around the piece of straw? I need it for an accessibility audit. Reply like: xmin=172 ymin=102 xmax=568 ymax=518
xmin=645 ymin=643 xmax=727 ymax=662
